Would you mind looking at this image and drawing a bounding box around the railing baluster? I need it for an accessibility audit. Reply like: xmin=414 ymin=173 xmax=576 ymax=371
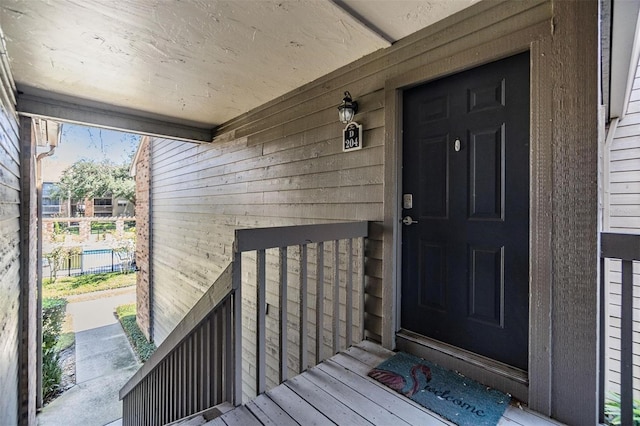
xmin=227 ymin=295 xmax=235 ymax=404
xmin=187 ymin=336 xmax=193 ymax=415
xmin=163 ymin=358 xmax=168 ymax=424
xmin=123 ymin=394 xmax=128 ymax=426
xmin=208 ymin=316 xmax=215 ymax=406
xmin=173 ymin=348 xmax=178 ymax=421
xmin=333 ymin=240 xmax=340 ymax=354
xmin=196 ymin=328 xmax=203 ymax=412
xmin=232 ymin=253 xmax=242 ymax=406
xmin=146 ymin=374 xmax=150 ymax=425
xmin=214 ymin=310 xmax=222 ymax=404
xmin=621 ymin=259 xmax=633 ymax=426
xmin=152 ymin=369 xmax=157 ymax=426
xmin=154 ymin=368 xmax=158 ymax=425
xmin=179 ymin=344 xmax=185 ymax=419
xmin=257 ymin=249 xmax=267 ymax=395
xmin=194 ymin=331 xmax=200 ymax=413
xmin=172 ymin=351 xmax=177 ymax=422
xmin=148 ymin=370 xmax=152 ymax=426
xmin=133 ymin=380 xmax=137 ymax=426
xmin=279 ymin=247 xmax=288 ymax=382
xmin=203 ymin=319 xmax=211 ymax=408
xmin=599 ymin=255 xmax=605 ymax=424
xmin=167 ymin=353 xmax=172 ymax=422
xmin=316 ymin=242 xmax=324 ymax=364
xmin=359 ymin=236 xmax=366 ymax=340
xmin=183 ymin=343 xmax=189 ymax=418
xmin=142 ymin=375 xmax=147 ymax=425
xmin=299 ymin=244 xmax=308 ymax=372
xmin=346 ymin=238 xmax=353 ymax=347
xmin=150 ymin=371 xmax=154 ymax=424
xmin=199 ymin=328 xmax=204 ymax=411
xmin=217 ymin=305 xmax=222 ymax=404
xmin=139 ymin=375 xmax=143 ymax=425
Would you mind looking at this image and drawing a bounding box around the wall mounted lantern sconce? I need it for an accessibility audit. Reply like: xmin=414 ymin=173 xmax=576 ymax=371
xmin=338 ymin=91 xmax=358 ymax=124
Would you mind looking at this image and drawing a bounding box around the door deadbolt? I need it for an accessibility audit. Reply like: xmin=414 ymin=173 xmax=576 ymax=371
xmin=402 ymin=216 xmax=418 ymax=225
xmin=403 ymin=194 xmax=413 ymax=209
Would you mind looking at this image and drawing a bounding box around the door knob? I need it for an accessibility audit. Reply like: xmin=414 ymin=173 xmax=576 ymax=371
xmin=402 ymin=216 xmax=418 ymax=225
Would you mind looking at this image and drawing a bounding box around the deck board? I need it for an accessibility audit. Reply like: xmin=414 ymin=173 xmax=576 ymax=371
xmin=501 ymin=405 xmax=565 ymax=426
xmin=304 ymin=366 xmax=414 ymax=425
xmin=245 ymin=394 xmax=298 ymax=426
xmin=217 ymin=405 xmax=261 ymax=426
xmin=266 ymin=383 xmax=334 ymax=425
xmin=326 ymin=355 xmax=454 ymax=425
xmin=205 ymin=341 xmax=564 ymax=426
xmin=284 ymin=374 xmax=373 ymax=426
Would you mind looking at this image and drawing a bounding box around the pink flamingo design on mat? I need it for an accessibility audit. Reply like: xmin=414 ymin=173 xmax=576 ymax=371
xmin=368 ymin=364 xmax=432 ymax=397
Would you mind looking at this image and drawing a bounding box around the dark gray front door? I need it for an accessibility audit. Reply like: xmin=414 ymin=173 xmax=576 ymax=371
xmin=401 ymin=52 xmax=530 ymax=370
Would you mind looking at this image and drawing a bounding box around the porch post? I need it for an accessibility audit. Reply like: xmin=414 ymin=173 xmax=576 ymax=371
xmin=548 ymin=0 xmax=599 ymax=423
xmin=19 ymin=116 xmax=38 ymax=424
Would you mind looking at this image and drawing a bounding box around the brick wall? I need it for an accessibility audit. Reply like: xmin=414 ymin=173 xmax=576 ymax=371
xmin=135 ymin=138 xmax=152 ymax=341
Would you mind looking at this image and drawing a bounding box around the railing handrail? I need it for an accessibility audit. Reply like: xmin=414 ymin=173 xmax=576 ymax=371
xmin=601 ymin=232 xmax=640 ymax=261
xmin=234 ymin=221 xmax=368 ymax=253
xmin=119 ymin=262 xmax=234 ymax=399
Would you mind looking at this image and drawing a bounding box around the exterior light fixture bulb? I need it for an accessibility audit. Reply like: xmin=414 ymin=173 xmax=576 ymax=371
xmin=338 ymin=91 xmax=358 ymax=124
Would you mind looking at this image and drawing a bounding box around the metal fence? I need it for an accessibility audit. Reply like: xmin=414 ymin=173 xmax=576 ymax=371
xmin=43 ymin=248 xmax=135 ymax=278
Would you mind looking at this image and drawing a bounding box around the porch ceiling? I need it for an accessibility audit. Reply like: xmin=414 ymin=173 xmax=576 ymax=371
xmin=0 ymin=0 xmax=477 ymax=140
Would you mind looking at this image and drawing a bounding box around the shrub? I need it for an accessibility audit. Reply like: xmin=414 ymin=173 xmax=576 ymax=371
xmin=605 ymin=392 xmax=640 ymax=426
xmin=91 ymin=221 xmax=116 ymax=234
xmin=116 ymin=304 xmax=156 ymax=362
xmin=42 ymin=298 xmax=67 ymax=401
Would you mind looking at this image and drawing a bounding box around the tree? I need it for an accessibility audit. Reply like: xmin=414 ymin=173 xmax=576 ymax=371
xmin=52 ymin=159 xmax=135 ymax=205
xmin=43 ymin=246 xmax=81 ymax=283
xmin=110 ymin=164 xmax=136 ymax=204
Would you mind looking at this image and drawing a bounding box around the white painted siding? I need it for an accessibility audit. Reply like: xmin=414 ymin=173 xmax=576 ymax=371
xmin=605 ymin=62 xmax=640 ymax=399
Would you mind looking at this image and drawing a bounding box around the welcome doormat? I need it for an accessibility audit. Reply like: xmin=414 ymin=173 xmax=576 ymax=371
xmin=368 ymin=352 xmax=510 ymax=426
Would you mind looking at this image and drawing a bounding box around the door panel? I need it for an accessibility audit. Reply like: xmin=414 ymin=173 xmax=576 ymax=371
xmin=401 ymin=52 xmax=530 ymax=370
xmin=469 ymin=125 xmax=504 ymax=219
xmin=420 ymin=135 xmax=449 ymax=218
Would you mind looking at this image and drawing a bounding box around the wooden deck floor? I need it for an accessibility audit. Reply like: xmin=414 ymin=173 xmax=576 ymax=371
xmin=201 ymin=341 xmax=563 ymax=426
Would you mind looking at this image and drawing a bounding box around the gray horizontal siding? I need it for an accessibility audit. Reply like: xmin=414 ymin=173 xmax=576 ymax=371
xmin=0 ymin=45 xmax=20 ymax=424
xmin=150 ymin=0 xmax=552 ymax=349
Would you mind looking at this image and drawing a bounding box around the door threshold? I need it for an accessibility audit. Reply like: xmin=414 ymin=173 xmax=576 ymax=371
xmin=396 ymin=329 xmax=529 ymax=402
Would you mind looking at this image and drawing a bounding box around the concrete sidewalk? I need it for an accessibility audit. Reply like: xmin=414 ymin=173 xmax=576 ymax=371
xmin=38 ymin=287 xmax=140 ymax=426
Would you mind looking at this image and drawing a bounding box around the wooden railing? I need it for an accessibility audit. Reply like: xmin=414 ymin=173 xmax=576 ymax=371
xmin=600 ymin=233 xmax=640 ymax=425
xmin=120 ymin=221 xmax=368 ymax=425
xmin=120 ymin=264 xmax=236 ymax=426
xmin=232 ymin=221 xmax=368 ymax=402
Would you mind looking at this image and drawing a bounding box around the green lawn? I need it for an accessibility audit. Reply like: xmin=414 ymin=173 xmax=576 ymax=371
xmin=116 ymin=304 xmax=156 ymax=362
xmin=43 ymin=272 xmax=136 ymax=298
xmin=57 ymin=330 xmax=74 ymax=352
